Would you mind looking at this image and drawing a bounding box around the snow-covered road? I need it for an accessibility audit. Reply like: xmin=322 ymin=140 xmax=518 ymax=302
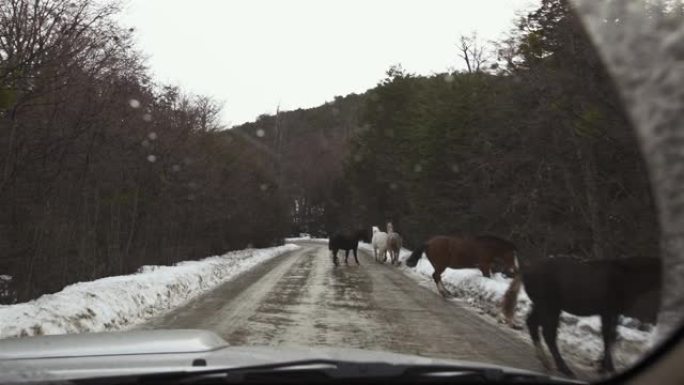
xmin=140 ymin=242 xmax=546 ymax=374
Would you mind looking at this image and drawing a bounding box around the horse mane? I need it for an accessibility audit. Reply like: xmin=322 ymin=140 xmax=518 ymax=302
xmin=475 ymin=234 xmax=517 ymax=251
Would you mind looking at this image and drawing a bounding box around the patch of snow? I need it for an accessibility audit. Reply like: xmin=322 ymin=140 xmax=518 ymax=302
xmin=372 ymin=244 xmax=656 ymax=373
xmin=0 ymin=245 xmax=299 ymax=339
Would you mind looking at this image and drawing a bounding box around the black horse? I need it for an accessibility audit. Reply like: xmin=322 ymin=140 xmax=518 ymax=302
xmin=328 ymin=228 xmax=370 ymax=266
xmin=503 ymin=256 xmax=661 ymax=377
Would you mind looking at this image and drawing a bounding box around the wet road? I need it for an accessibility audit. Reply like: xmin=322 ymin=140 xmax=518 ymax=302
xmin=140 ymin=242 xmax=545 ymax=372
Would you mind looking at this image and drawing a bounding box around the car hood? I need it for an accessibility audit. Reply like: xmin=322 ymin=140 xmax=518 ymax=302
xmin=0 ymin=329 xmax=553 ymax=383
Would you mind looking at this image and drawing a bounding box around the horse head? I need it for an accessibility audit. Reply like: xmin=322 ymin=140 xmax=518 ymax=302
xmin=498 ymin=250 xmax=519 ymax=278
xmin=476 ymin=235 xmax=519 ymax=278
xmin=372 ymin=226 xmax=380 ymax=234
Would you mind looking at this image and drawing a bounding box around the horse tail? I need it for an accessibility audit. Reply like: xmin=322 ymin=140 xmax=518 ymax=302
xmin=502 ymin=274 xmax=522 ymax=324
xmin=406 ymin=244 xmax=426 ymax=267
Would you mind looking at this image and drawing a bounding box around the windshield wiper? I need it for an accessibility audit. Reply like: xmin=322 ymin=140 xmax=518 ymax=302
xmin=85 ymin=359 xmax=585 ymax=384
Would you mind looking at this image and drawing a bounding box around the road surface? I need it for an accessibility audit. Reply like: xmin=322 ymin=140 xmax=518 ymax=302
xmin=140 ymin=242 xmax=546 ymax=373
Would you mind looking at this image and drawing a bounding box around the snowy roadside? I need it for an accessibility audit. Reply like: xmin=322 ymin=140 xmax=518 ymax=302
xmin=0 ymin=244 xmax=299 ymax=339
xmin=356 ymin=243 xmax=656 ymax=373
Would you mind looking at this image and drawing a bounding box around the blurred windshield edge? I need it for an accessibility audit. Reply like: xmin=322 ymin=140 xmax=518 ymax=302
xmin=570 ymin=0 xmax=684 ymax=341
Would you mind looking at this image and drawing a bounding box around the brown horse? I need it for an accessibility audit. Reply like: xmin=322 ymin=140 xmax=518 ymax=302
xmin=405 ymin=234 xmax=518 ymax=296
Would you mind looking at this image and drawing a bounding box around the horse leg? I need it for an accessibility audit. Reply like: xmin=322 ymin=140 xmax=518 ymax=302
xmin=332 ymin=249 xmax=339 ymax=266
xmin=480 ymin=261 xmax=491 ymax=278
xmin=541 ymin=309 xmax=574 ymax=377
xmin=432 ymin=269 xmax=449 ymax=297
xmin=527 ymin=306 xmax=551 ymax=370
xmin=353 ymin=248 xmax=360 ymax=264
xmin=600 ymin=313 xmax=618 ymax=373
xmin=344 ymin=249 xmax=349 ymax=264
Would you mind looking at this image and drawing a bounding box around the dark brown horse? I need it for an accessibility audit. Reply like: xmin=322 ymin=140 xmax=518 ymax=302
xmin=405 ymin=234 xmax=518 ymax=296
xmin=502 ymin=256 xmax=661 ymax=377
xmin=328 ymin=228 xmax=370 ymax=266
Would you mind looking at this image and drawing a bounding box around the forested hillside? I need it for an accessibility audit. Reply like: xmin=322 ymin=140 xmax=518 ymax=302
xmin=233 ymin=93 xmax=365 ymax=236
xmin=235 ymin=0 xmax=660 ymax=261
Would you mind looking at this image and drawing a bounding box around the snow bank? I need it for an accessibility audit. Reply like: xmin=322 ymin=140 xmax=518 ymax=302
xmin=387 ymin=246 xmax=656 ymax=372
xmin=0 ymin=245 xmax=299 ymax=339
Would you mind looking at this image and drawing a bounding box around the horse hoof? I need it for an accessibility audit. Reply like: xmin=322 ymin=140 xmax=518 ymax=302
xmin=598 ymin=366 xmax=614 ymax=375
xmin=561 ymin=370 xmax=576 ymax=379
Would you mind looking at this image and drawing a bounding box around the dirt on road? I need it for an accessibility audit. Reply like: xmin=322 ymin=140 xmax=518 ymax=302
xmin=140 ymin=242 xmax=546 ymax=373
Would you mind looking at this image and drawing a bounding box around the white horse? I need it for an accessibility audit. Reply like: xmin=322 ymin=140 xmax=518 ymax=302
xmin=386 ymin=222 xmax=403 ymax=265
xmin=371 ymin=226 xmax=388 ymax=263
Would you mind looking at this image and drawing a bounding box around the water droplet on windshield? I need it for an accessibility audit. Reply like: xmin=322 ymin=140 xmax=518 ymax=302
xmin=354 ymin=154 xmax=363 ymax=162
xmin=148 ymin=132 xmax=158 ymax=140
xmin=146 ymin=155 xmax=157 ymax=163
xmin=141 ymin=140 xmax=150 ymax=147
xmin=259 ymin=184 xmax=269 ymax=191
xmin=444 ymin=74 xmax=455 ymax=83
xmin=129 ymin=99 xmax=141 ymax=109
xmin=451 ymin=164 xmax=460 ymax=173
xmin=172 ymin=164 xmax=181 ymax=172
xmin=142 ymin=113 xmax=152 ymax=122
xmin=256 ymin=129 xmax=265 ymax=138
xmin=390 ymin=183 xmax=398 ymax=190
xmin=414 ymin=164 xmax=423 ymax=173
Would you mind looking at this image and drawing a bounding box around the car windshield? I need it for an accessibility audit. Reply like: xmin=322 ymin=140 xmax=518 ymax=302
xmin=1 ymin=0 xmax=683 ymax=383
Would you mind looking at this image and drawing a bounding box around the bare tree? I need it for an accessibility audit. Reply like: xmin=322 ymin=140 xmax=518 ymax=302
xmin=0 ymin=0 xmax=290 ymax=301
xmin=194 ymin=95 xmax=223 ymax=132
xmin=457 ymin=33 xmax=489 ymax=73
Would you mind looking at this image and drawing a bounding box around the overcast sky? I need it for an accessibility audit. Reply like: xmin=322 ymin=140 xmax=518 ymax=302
xmin=119 ymin=0 xmax=537 ymax=127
